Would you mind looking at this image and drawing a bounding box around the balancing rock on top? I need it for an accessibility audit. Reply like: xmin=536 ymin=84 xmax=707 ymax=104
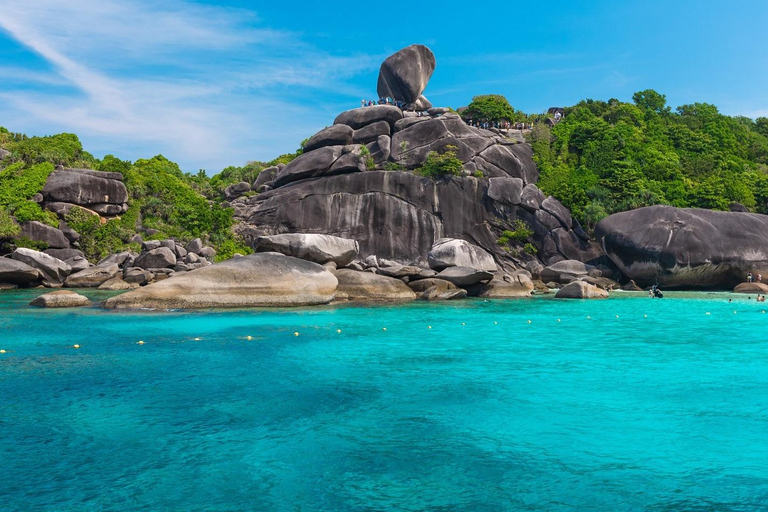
xmin=377 ymin=44 xmax=436 ymax=107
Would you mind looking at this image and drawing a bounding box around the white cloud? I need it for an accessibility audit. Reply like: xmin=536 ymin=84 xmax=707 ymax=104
xmin=0 ymin=0 xmax=378 ymax=172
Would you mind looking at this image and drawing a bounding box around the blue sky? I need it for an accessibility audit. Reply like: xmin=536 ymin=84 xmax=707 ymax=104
xmin=1 ymin=0 xmax=766 ymax=173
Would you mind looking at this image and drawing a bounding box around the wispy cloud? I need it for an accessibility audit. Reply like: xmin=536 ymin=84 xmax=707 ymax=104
xmin=0 ymin=0 xmax=378 ymax=171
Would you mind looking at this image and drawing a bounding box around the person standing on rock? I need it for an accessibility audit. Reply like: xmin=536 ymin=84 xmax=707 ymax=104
xmin=758 ymin=273 xmax=763 ymax=282
xmin=747 ymin=272 xmax=753 ymax=283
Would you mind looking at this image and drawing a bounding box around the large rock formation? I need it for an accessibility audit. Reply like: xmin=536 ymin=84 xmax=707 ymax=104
xmin=427 ymin=238 xmax=496 ymax=272
xmin=595 ymin=205 xmax=768 ymax=289
xmin=30 ymin=290 xmax=91 ymax=308
xmin=255 ymin=234 xmax=359 ymax=267
xmin=377 ymin=44 xmax=435 ymax=110
xmin=11 ymin=248 xmax=71 ymax=285
xmin=334 ymin=269 xmax=416 ymax=302
xmin=103 ymin=253 xmax=338 ymax=309
xmin=42 ymin=167 xmax=129 ymax=215
xmin=0 ymin=257 xmax=41 ymax=285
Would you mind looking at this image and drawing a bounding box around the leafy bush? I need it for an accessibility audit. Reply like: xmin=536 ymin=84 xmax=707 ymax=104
xmin=11 ymin=201 xmax=58 ymax=227
xmin=497 ymin=220 xmax=534 ymax=246
xmin=13 ymin=237 xmax=48 ymax=251
xmin=383 ymin=162 xmax=405 ymax=171
xmin=0 ymin=162 xmax=55 ymax=208
xmin=461 ymin=95 xmax=523 ymax=124
xmin=0 ymin=208 xmax=20 ymax=240
xmin=416 ymin=146 xmax=463 ymax=178
xmin=5 ymin=133 xmax=95 ymax=167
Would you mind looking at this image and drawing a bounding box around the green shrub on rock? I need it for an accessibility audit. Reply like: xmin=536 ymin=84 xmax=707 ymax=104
xmin=416 ymin=146 xmax=463 ymax=178
xmin=11 ymin=201 xmax=58 ymax=227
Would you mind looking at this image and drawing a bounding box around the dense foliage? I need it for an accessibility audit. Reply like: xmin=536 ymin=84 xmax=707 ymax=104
xmin=461 ymin=95 xmax=524 ymax=124
xmin=416 ymin=146 xmax=464 ymax=178
xmin=0 ymin=127 xmax=251 ymax=261
xmin=529 ymin=90 xmax=768 ymax=230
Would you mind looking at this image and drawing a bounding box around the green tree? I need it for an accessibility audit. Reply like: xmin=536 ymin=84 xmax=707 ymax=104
xmin=461 ymin=95 xmax=519 ymax=123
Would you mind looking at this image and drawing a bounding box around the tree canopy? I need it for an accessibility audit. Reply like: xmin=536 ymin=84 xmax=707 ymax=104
xmin=461 ymin=95 xmax=522 ymax=123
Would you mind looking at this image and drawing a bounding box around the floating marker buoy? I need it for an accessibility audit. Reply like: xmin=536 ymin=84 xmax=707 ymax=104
xmin=427 ymin=326 xmax=432 ymax=329
xmin=194 ymin=337 xmax=201 ymax=341
xmin=644 ymin=315 xmax=648 ymax=318
xmin=246 ymin=336 xmax=253 ymax=340
xmin=0 ymin=349 xmax=6 ymax=354
xmin=294 ymin=332 xmax=299 ymax=336
xmin=586 ymin=316 xmax=591 ymax=320
xmin=734 ymin=311 xmax=737 ymax=314
xmin=706 ymin=312 xmax=711 ymax=315
xmin=73 ymin=344 xmax=80 ymax=349
xmin=461 ymin=322 xmax=466 ymax=326
xmin=557 ymin=319 xmax=561 ymax=322
xmin=382 ymin=327 xmax=387 ymax=331
xmin=494 ymin=321 xmax=498 ymax=325
xmin=527 ymin=320 xmax=532 ymax=324
xmin=616 ymin=315 xmax=620 ymax=319
xmin=137 ymin=340 xmax=145 ymax=345
xmin=336 ymin=329 xmax=341 ymax=333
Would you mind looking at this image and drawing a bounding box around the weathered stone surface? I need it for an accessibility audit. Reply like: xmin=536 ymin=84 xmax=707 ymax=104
xmin=19 ymin=221 xmax=70 ymax=249
xmin=185 ymin=238 xmax=203 ymax=254
xmin=377 ymin=44 xmax=436 ymax=104
xmin=67 ymin=257 xmax=91 ymax=273
xmin=0 ymin=257 xmax=41 ymax=284
xmin=477 ymin=144 xmax=539 ymax=185
xmin=596 ymin=205 xmax=768 ymax=289
xmin=65 ymin=264 xmax=120 ymax=288
xmin=30 ymin=290 xmax=91 ymax=308
xmin=520 ymin=184 xmax=545 ymax=211
xmin=467 ymin=273 xmax=534 ymax=298
xmin=225 ymin=182 xmax=251 ymax=200
xmin=273 ymin=146 xmax=343 ymax=188
xmin=255 ymin=233 xmax=359 ymax=267
xmin=427 ymin=238 xmax=496 ymax=272
xmin=376 ymin=264 xmax=425 ymax=279
xmin=198 ymin=247 xmax=216 ymax=260
xmin=42 ymin=168 xmax=128 ymax=206
xmin=407 ymin=277 xmax=466 ymax=300
xmin=58 ymin=221 xmax=80 ymax=244
xmin=304 ymin=125 xmax=354 ymax=152
xmin=733 ymin=282 xmax=768 ymax=294
xmin=334 ymin=105 xmax=404 ymax=130
xmin=98 ymin=251 xmax=134 ymax=268
xmin=436 ymin=266 xmax=493 ymax=287
xmin=368 ymin=135 xmax=391 ymax=165
xmin=134 ymin=247 xmax=176 ymax=270
xmin=142 ymin=240 xmax=161 ymax=252
xmin=123 ymin=267 xmax=153 ymax=285
xmin=541 ymin=260 xmax=595 ymax=283
xmin=487 ymin=177 xmax=524 ymax=205
xmin=352 ymin=121 xmax=391 ymax=144
xmin=334 ymin=268 xmax=416 ymax=302
xmin=89 ymin=203 xmax=128 ymax=216
xmin=555 ymin=280 xmax=609 ymax=299
xmin=104 ymin=253 xmax=338 ymax=309
xmin=12 ymin=248 xmax=71 ymax=284
xmin=541 ymin=196 xmax=572 ymax=229
xmin=622 ymin=280 xmax=644 ymax=292
xmin=43 ymin=248 xmax=85 ymax=262
xmin=98 ymin=277 xmax=137 ymax=290
xmin=254 ymin=166 xmax=278 ymax=190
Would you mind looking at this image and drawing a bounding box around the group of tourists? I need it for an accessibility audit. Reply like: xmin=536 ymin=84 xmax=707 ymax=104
xmin=361 ymin=97 xmax=406 ymax=109
xmin=746 ymin=272 xmax=763 ymax=283
xmin=649 ymin=283 xmax=663 ymax=298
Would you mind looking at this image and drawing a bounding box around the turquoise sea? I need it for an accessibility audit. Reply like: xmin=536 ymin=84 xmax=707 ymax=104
xmin=2 ymin=290 xmax=767 ymax=511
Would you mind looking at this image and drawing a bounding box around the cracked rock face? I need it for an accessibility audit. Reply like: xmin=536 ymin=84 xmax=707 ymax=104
xmin=377 ymin=44 xmax=436 ymax=108
xmin=596 ymin=205 xmax=768 ymax=289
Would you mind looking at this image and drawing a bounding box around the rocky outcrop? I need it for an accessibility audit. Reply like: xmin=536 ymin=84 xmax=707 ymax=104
xmin=427 ymin=238 xmax=496 ymax=272
xmin=733 ymin=282 xmax=768 ymax=294
xmin=11 ymin=248 xmax=71 ymax=285
xmin=408 ymin=278 xmax=466 ymax=300
xmin=0 ymin=257 xmax=41 ymax=285
xmin=65 ymin=264 xmax=121 ymax=288
xmin=103 ymin=253 xmax=338 ymax=309
xmin=255 ymin=234 xmax=359 ymax=267
xmin=555 ymin=281 xmax=609 ymax=299
xmin=304 ymin=125 xmax=354 ymax=152
xmin=98 ymin=277 xmax=137 ymax=290
xmin=377 ymin=45 xmax=435 ymax=109
xmin=596 ymin=206 xmax=768 ymax=289
xmin=435 ymin=266 xmax=493 ymax=287
xmin=30 ymin=290 xmax=91 ymax=308
xmin=224 ymin=182 xmax=251 ymax=200
xmin=42 ymin=167 xmax=128 ymax=215
xmin=134 ymin=247 xmax=176 ymax=269
xmin=467 ymin=273 xmax=534 ymax=298
xmin=19 ymin=221 xmax=70 ymax=249
xmin=334 ymin=268 xmax=416 ymax=302
xmin=540 ymin=260 xmax=595 ymax=283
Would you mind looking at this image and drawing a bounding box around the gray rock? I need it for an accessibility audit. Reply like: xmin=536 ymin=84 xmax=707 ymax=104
xmin=368 ymin=135 xmax=391 ymax=165
xmin=520 ymin=184 xmax=545 ymax=212
xmin=12 ymin=248 xmax=71 ymax=284
xmin=428 ymin=238 xmax=497 ymax=272
xmin=595 ymin=205 xmax=768 ymax=289
xmin=19 ymin=221 xmax=70 ymax=249
xmin=65 ymin=264 xmax=120 ymax=287
xmin=142 ymin=240 xmax=162 ymax=252
xmin=255 ymin=233 xmax=359 ymax=267
xmin=541 ymin=260 xmax=595 ymax=283
xmin=42 ymin=168 xmax=128 ymax=207
xmin=254 ymin=166 xmax=278 ymax=190
xmin=44 ymin=248 xmax=85 ymax=261
xmin=30 ymin=290 xmax=91 ymax=308
xmin=185 ymin=238 xmax=204 ymax=254
xmin=225 ymin=182 xmax=251 ymax=200
xmin=541 ymin=196 xmax=572 ymax=229
xmin=103 ymin=253 xmax=338 ymax=309
xmin=487 ymin=177 xmax=524 ymax=205
xmin=377 ymin=44 xmax=436 ymax=104
xmin=184 ymin=252 xmax=200 ymax=264
xmin=466 ymin=273 xmax=534 ymax=298
xmin=89 ymin=203 xmax=128 ymax=216
xmin=376 ymin=264 xmax=425 ymax=279
xmin=0 ymin=257 xmax=41 ymax=284
xmin=436 ymin=266 xmax=493 ymax=287
xmin=304 ymin=125 xmax=354 ymax=152
xmin=352 ymin=121 xmax=391 ymax=144
xmin=273 ymin=146 xmax=343 ymax=188
xmin=58 ymin=221 xmax=80 ymax=244
xmin=66 ymin=256 xmax=91 ymax=273
xmin=334 ymin=268 xmax=416 ymax=302
xmin=134 ymin=247 xmax=176 ymax=269
xmin=334 ymin=105 xmax=404 ymax=130
xmin=407 ymin=277 xmax=466 ymax=301
xmin=98 ymin=277 xmax=137 ymax=291
xmin=198 ymin=247 xmax=216 ymax=260
xmin=477 ymin=144 xmax=539 ymax=185
xmin=555 ymin=281 xmax=609 ymax=299
xmin=123 ymin=267 xmax=153 ymax=285
xmin=97 ymin=251 xmax=134 ymax=268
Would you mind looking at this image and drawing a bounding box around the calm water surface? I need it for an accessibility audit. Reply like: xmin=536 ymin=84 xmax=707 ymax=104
xmin=1 ymin=290 xmax=767 ymax=511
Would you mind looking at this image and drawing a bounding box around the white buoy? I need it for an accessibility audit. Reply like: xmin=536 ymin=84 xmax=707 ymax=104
xmin=0 ymin=349 xmax=6 ymax=354
xmin=294 ymin=332 xmax=299 ymax=336
xmin=137 ymin=340 xmax=145 ymax=345
xmin=246 ymin=336 xmax=253 ymax=341
xmin=336 ymin=329 xmax=342 ymax=334
xmin=73 ymin=344 xmax=80 ymax=349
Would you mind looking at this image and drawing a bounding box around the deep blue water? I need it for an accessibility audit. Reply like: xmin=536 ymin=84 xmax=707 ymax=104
xmin=2 ymin=290 xmax=768 ymax=511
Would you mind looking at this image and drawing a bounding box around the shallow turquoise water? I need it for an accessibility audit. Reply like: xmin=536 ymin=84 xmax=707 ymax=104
xmin=2 ymin=290 xmax=768 ymax=511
